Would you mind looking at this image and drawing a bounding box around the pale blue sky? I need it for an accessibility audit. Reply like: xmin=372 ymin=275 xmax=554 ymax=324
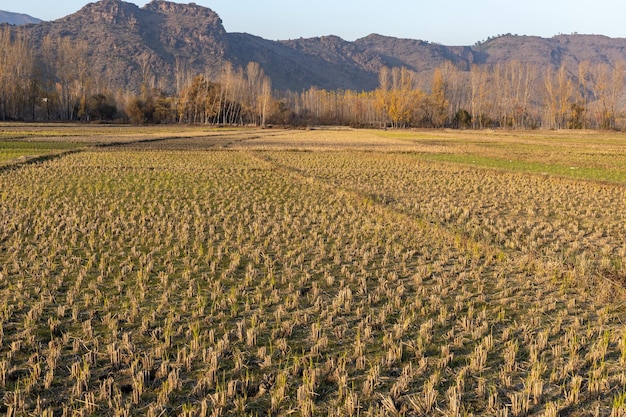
xmin=5 ymin=0 xmax=626 ymax=45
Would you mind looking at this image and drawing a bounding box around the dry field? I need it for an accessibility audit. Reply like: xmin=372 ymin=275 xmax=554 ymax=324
xmin=1 ymin=125 xmax=626 ymax=416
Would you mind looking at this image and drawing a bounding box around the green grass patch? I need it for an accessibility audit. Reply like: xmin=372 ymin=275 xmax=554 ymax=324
xmin=415 ymin=152 xmax=626 ymax=184
xmin=0 ymin=141 xmax=85 ymax=163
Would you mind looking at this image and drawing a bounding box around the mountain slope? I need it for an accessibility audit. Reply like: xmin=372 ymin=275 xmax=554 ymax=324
xmin=354 ymin=34 xmax=479 ymax=71
xmin=0 ymin=10 xmax=41 ymax=25
xmin=19 ymin=0 xmax=626 ymax=93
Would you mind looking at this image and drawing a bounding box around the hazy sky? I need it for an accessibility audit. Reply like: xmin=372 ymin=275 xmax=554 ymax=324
xmin=6 ymin=0 xmax=626 ymax=45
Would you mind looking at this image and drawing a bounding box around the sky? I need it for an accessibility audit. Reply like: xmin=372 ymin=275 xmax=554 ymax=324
xmin=5 ymin=0 xmax=626 ymax=45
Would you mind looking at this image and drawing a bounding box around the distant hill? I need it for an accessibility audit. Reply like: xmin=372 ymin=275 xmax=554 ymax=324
xmin=0 ymin=10 xmax=41 ymax=25
xmin=18 ymin=0 xmax=626 ymax=93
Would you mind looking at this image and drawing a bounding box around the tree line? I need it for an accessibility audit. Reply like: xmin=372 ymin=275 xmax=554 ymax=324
xmin=282 ymin=62 xmax=626 ymax=130
xmin=0 ymin=27 xmax=272 ymax=126
xmin=125 ymin=62 xmax=272 ymax=125
xmin=1 ymin=26 xmax=625 ymax=130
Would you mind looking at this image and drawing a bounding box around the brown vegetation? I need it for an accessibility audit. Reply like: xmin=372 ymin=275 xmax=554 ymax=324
xmin=4 ymin=1 xmax=626 ymax=129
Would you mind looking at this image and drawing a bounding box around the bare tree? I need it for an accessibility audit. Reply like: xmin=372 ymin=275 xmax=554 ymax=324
xmin=0 ymin=27 xmax=35 ymax=120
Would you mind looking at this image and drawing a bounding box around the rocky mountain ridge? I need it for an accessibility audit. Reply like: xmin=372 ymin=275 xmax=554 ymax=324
xmin=15 ymin=0 xmax=626 ymax=92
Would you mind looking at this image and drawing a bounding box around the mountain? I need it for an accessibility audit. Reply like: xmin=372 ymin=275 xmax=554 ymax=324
xmin=0 ymin=10 xmax=41 ymax=25
xmin=28 ymin=0 xmax=228 ymax=94
xmin=19 ymin=0 xmax=626 ymax=93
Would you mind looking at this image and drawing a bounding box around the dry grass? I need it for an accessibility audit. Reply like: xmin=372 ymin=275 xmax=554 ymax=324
xmin=1 ymin=125 xmax=626 ymax=416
